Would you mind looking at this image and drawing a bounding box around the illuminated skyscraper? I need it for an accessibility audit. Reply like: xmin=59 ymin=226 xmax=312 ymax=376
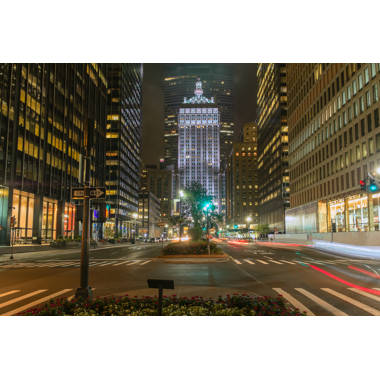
xmin=256 ymin=63 xmax=289 ymax=232
xmin=178 ymin=79 xmax=220 ymax=206
xmin=162 ymin=64 xmax=234 ymax=169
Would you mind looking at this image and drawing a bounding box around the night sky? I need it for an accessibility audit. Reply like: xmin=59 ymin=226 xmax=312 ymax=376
xmin=141 ymin=63 xmax=257 ymax=165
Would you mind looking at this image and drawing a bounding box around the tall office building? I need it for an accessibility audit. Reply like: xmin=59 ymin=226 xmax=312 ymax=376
xmin=162 ymin=64 xmax=234 ymax=169
xmin=178 ymin=79 xmax=220 ymax=206
xmin=0 ymin=63 xmax=107 ymax=245
xmin=140 ymin=164 xmax=174 ymax=221
xmin=286 ymin=63 xmax=380 ymax=234
xmin=256 ymin=63 xmax=289 ymax=232
xmin=104 ymin=64 xmax=143 ymax=239
xmin=226 ymin=123 xmax=259 ymax=227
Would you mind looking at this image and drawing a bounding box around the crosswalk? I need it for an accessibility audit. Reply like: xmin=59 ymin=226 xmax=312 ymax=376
xmin=0 ymin=259 xmax=153 ymax=269
xmin=1 ymin=286 xmax=379 ymax=316
xmin=232 ymin=258 xmax=297 ymax=265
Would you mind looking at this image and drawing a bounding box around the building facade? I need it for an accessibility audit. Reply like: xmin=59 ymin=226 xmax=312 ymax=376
xmin=226 ymin=123 xmax=259 ymax=227
xmin=178 ymin=79 xmax=220 ymax=206
xmin=256 ymin=63 xmax=289 ymax=232
xmin=286 ymin=63 xmax=380 ymax=233
xmin=138 ymin=191 xmax=161 ymax=239
xmin=0 ymin=63 xmax=107 ymax=245
xmin=103 ymin=64 xmax=143 ymax=239
xmin=140 ymin=164 xmax=174 ymax=221
xmin=162 ymin=64 xmax=234 ymax=169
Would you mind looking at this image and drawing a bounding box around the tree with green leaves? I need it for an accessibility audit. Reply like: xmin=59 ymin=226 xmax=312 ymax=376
xmin=168 ymin=215 xmax=186 ymax=238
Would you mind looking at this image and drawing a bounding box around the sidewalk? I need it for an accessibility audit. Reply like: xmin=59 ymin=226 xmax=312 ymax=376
xmin=0 ymin=241 xmax=148 ymax=262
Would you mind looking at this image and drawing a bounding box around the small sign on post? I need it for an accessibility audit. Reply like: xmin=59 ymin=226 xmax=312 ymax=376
xmin=147 ymin=279 xmax=175 ymax=316
xmin=71 ymin=187 xmax=106 ymax=200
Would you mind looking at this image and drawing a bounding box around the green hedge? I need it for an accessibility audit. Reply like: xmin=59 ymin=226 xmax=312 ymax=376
xmin=19 ymin=294 xmax=305 ymax=316
xmin=163 ymin=241 xmax=221 ymax=255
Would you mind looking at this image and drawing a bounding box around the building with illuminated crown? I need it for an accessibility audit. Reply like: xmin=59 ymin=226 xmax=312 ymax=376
xmin=178 ymin=79 xmax=220 ymax=207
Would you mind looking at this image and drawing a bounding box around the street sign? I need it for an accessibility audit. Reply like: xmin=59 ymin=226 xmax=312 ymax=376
xmin=71 ymin=187 xmax=106 ymax=200
xmin=148 ymin=279 xmax=174 ymax=289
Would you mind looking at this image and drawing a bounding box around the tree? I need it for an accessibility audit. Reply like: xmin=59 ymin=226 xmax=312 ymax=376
xmin=182 ymin=182 xmax=212 ymax=229
xmin=168 ymin=215 xmax=186 ymax=238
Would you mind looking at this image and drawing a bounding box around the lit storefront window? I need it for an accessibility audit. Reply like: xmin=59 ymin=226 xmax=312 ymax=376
xmin=64 ymin=203 xmax=76 ymax=238
xmin=329 ymin=200 xmax=345 ymax=232
xmin=348 ymin=195 xmax=368 ymax=232
xmin=12 ymin=189 xmax=35 ymax=243
xmin=373 ymin=193 xmax=380 ymax=231
xmin=42 ymin=197 xmax=57 ymax=241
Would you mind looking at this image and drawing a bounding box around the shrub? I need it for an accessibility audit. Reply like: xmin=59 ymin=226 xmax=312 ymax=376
xmin=189 ymin=226 xmax=202 ymax=241
xmin=162 ymin=241 xmax=221 ymax=255
xmin=19 ymin=294 xmax=306 ymax=316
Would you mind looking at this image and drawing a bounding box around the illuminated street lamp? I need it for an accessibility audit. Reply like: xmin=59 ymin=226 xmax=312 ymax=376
xmin=376 ymin=167 xmax=380 ymax=175
xmin=246 ymin=216 xmax=252 ymax=238
xmin=132 ymin=212 xmax=138 ymax=240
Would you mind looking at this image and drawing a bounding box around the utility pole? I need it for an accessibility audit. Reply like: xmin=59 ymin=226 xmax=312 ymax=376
xmin=75 ymin=124 xmax=92 ymax=300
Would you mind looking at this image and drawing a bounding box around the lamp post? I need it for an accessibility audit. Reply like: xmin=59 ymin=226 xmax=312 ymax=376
xmin=203 ymin=202 xmax=211 ymax=255
xmin=246 ymin=216 xmax=252 ymax=238
xmin=132 ymin=212 xmax=138 ymax=241
xmin=179 ymin=190 xmax=185 ymax=240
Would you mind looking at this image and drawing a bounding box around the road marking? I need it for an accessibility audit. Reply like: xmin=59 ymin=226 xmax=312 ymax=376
xmin=140 ymin=260 xmax=152 ymax=266
xmin=348 ymin=288 xmax=380 ymax=303
xmin=321 ymin=288 xmax=380 ymax=316
xmin=295 ymin=288 xmax=347 ymax=316
xmin=273 ymin=288 xmax=314 ymax=316
xmin=126 ymin=260 xmax=141 ymax=266
xmin=97 ymin=261 xmax=113 ymax=267
xmin=256 ymin=260 xmax=269 ymax=265
xmin=243 ymin=259 xmax=255 ymax=265
xmin=279 ymin=260 xmax=296 ymax=265
xmin=0 ymin=290 xmax=21 ymax=299
xmin=232 ymin=259 xmax=242 ymax=264
xmin=112 ymin=260 xmax=131 ymax=266
xmin=3 ymin=289 xmax=72 ymax=316
xmin=0 ymin=289 xmax=47 ymax=310
xmin=269 ymin=259 xmax=283 ymax=265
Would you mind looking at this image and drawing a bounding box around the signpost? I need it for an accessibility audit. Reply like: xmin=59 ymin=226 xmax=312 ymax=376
xmin=72 ymin=183 xmax=105 ymax=300
xmin=147 ymin=279 xmax=175 ymax=316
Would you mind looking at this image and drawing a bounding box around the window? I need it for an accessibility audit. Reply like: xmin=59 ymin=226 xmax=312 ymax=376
xmin=375 ymin=109 xmax=379 ymax=128
xmin=373 ymin=84 xmax=379 ymax=102
xmin=368 ymin=114 xmax=372 ymax=132
xmin=369 ymin=137 xmax=374 ymax=155
xmin=353 ymin=80 xmax=357 ymax=95
xmin=364 ymin=67 xmax=369 ymax=84
xmin=354 ymin=101 xmax=358 ymax=117
xmin=359 ymin=74 xmax=363 ymax=90
xmin=356 ymin=145 xmax=361 ymax=161
xmin=376 ymin=133 xmax=380 ymax=151
xmin=362 ymin=142 xmax=367 ymax=158
xmin=347 ymin=86 xmax=352 ymax=100
xmin=366 ymin=91 xmax=371 ymax=108
xmin=371 ymin=63 xmax=376 ymax=78
xmin=360 ymin=96 xmax=365 ymax=113
xmin=342 ymin=91 xmax=346 ymax=105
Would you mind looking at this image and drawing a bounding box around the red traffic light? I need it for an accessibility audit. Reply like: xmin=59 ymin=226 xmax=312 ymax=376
xmin=359 ymin=180 xmax=365 ymax=186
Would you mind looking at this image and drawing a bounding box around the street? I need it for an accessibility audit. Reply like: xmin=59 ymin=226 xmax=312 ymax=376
xmin=1 ymin=241 xmax=380 ymax=315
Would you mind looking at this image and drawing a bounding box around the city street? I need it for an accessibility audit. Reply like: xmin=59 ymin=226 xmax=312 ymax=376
xmin=1 ymin=241 xmax=380 ymax=316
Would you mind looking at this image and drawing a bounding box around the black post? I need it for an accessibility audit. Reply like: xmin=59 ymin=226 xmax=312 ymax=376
xmin=158 ymin=287 xmax=163 ymax=316
xmin=75 ymin=150 xmax=92 ymax=299
xmin=206 ymin=209 xmax=210 ymax=255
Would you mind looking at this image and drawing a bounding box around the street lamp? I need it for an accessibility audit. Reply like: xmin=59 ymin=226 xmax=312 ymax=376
xmin=203 ymin=202 xmax=212 ymax=255
xmin=132 ymin=212 xmax=138 ymax=241
xmin=376 ymin=167 xmax=380 ymax=175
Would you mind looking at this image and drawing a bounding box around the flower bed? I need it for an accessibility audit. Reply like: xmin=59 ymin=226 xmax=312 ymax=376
xmin=19 ymin=294 xmax=305 ymax=316
xmin=162 ymin=241 xmax=222 ymax=255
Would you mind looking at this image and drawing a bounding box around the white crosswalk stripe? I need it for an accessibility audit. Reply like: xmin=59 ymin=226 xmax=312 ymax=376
xmin=268 ymin=259 xmax=283 ymax=265
xmin=126 ymin=260 xmax=141 ymax=266
xmin=322 ymin=288 xmax=380 ymax=316
xmin=348 ymin=288 xmax=380 ymax=303
xmin=140 ymin=260 xmax=152 ymax=266
xmin=0 ymin=290 xmax=20 ymax=299
xmin=0 ymin=289 xmax=47 ymax=310
xmin=112 ymin=260 xmax=131 ymax=266
xmin=279 ymin=260 xmax=296 ymax=265
xmin=256 ymin=260 xmax=269 ymax=265
xmin=295 ymin=288 xmax=347 ymax=316
xmin=273 ymin=288 xmax=314 ymax=316
xmin=232 ymin=259 xmax=242 ymax=264
xmin=243 ymin=259 xmax=255 ymax=265
xmin=3 ymin=289 xmax=72 ymax=316
xmin=96 ymin=261 xmax=114 ymax=267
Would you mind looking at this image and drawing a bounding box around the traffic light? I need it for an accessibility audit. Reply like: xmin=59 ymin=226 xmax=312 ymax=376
xmin=359 ymin=179 xmax=366 ymax=191
xmin=203 ymin=202 xmax=211 ymax=211
xmin=368 ymin=179 xmax=379 ymax=193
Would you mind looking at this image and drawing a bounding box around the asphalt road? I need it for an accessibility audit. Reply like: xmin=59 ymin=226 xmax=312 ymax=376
xmin=1 ymin=241 xmax=380 ymax=316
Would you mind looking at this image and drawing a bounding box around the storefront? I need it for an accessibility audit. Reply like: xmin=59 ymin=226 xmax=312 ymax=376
xmin=372 ymin=193 xmax=380 ymax=231
xmin=0 ymin=186 xmax=9 ymax=245
xmin=42 ymin=197 xmax=58 ymax=241
xmin=329 ymin=199 xmax=346 ymax=232
xmin=64 ymin=202 xmax=76 ymax=238
xmin=347 ymin=195 xmax=369 ymax=232
xmin=12 ymin=189 xmax=35 ymax=243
